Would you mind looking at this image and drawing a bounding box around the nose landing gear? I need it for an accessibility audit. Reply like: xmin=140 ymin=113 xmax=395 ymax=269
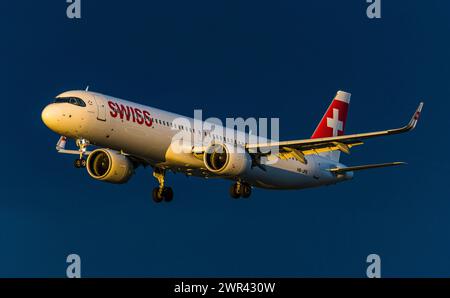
xmin=73 ymin=138 xmax=89 ymax=168
xmin=230 ymin=181 xmax=252 ymax=199
xmin=152 ymin=168 xmax=174 ymax=203
xmin=74 ymin=158 xmax=86 ymax=168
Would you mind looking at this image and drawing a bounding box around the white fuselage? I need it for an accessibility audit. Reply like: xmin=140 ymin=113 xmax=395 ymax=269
xmin=41 ymin=90 xmax=352 ymax=189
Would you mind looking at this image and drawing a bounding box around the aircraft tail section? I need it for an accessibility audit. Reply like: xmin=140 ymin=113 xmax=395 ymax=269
xmin=311 ymin=91 xmax=351 ymax=162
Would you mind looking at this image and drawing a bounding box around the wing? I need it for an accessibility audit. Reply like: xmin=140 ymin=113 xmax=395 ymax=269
xmin=246 ymin=102 xmax=423 ymax=163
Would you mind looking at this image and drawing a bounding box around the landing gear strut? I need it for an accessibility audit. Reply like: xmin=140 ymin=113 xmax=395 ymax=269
xmin=74 ymin=138 xmax=89 ymax=168
xmin=230 ymin=181 xmax=252 ymax=199
xmin=152 ymin=168 xmax=174 ymax=203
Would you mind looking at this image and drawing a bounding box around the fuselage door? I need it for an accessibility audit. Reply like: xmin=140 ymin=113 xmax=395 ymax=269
xmin=94 ymin=95 xmax=107 ymax=121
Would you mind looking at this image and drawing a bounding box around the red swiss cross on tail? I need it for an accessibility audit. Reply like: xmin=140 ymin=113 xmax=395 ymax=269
xmin=311 ymin=91 xmax=351 ymax=139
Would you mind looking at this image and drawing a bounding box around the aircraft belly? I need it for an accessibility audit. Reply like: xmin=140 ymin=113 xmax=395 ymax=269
xmin=241 ymin=159 xmax=313 ymax=189
xmin=242 ymin=155 xmax=339 ymax=190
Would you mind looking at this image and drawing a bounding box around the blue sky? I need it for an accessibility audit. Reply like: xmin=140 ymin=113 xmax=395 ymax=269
xmin=0 ymin=1 xmax=449 ymax=277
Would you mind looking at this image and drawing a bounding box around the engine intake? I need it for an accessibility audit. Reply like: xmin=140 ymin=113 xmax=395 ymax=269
xmin=203 ymin=143 xmax=251 ymax=176
xmin=86 ymin=149 xmax=134 ymax=184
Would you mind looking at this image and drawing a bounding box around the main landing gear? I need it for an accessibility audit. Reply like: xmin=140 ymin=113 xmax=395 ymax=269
xmin=229 ymin=181 xmax=252 ymax=199
xmin=152 ymin=168 xmax=174 ymax=203
xmin=74 ymin=138 xmax=89 ymax=168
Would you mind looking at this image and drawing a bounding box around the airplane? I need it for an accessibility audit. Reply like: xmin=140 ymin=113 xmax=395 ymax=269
xmin=41 ymin=90 xmax=423 ymax=203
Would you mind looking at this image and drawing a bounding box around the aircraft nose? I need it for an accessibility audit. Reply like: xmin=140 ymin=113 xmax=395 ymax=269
xmin=41 ymin=104 xmax=60 ymax=130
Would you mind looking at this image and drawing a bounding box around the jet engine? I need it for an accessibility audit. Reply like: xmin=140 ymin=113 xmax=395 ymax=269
xmin=86 ymin=149 xmax=134 ymax=184
xmin=203 ymin=143 xmax=251 ymax=176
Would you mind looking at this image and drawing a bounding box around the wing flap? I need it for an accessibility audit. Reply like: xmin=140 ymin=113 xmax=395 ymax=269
xmin=278 ymin=142 xmax=363 ymax=160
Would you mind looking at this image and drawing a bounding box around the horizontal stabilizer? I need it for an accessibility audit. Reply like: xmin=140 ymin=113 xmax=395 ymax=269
xmin=329 ymin=162 xmax=406 ymax=173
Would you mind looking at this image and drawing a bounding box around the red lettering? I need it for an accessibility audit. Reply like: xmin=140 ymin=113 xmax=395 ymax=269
xmin=108 ymin=101 xmax=152 ymax=127
xmin=143 ymin=110 xmax=152 ymax=127
xmin=135 ymin=108 xmax=144 ymax=125
xmin=131 ymin=107 xmax=136 ymax=123
xmin=108 ymin=101 xmax=118 ymax=118
xmin=119 ymin=104 xmax=131 ymax=121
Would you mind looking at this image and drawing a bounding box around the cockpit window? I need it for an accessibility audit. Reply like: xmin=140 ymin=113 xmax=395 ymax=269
xmin=54 ymin=97 xmax=86 ymax=107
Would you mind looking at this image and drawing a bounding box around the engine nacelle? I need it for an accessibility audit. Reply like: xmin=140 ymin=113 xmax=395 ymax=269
xmin=86 ymin=149 xmax=134 ymax=184
xmin=203 ymin=143 xmax=251 ymax=176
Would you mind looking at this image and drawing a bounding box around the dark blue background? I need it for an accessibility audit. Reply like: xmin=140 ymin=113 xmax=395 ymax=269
xmin=0 ymin=1 xmax=448 ymax=277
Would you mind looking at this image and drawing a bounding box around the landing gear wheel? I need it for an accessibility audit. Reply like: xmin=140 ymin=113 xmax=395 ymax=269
xmin=152 ymin=187 xmax=174 ymax=203
xmin=242 ymin=184 xmax=252 ymax=198
xmin=152 ymin=168 xmax=174 ymax=203
xmin=74 ymin=158 xmax=86 ymax=168
xmin=74 ymin=159 xmax=81 ymax=168
xmin=230 ymin=183 xmax=252 ymax=199
xmin=152 ymin=187 xmax=164 ymax=203
xmin=229 ymin=183 xmax=241 ymax=199
xmin=153 ymin=168 xmax=173 ymax=203
xmin=163 ymin=187 xmax=174 ymax=202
